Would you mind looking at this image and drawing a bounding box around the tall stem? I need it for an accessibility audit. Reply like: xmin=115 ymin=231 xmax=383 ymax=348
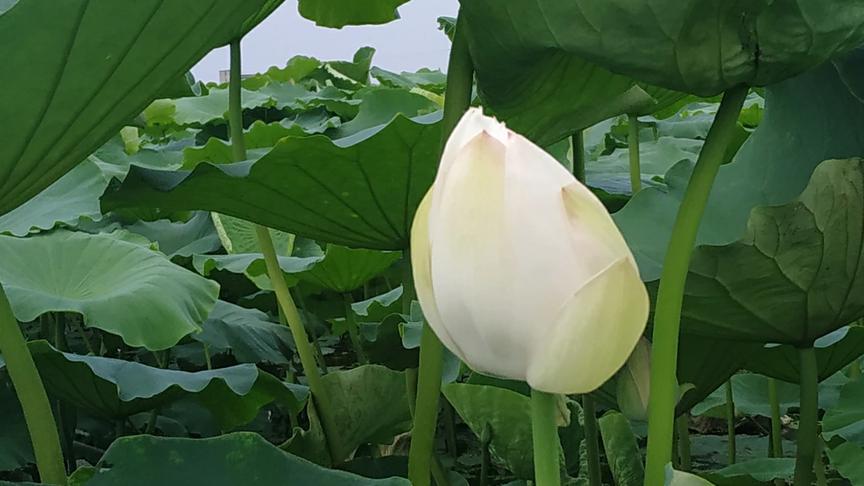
xmin=814 ymin=435 xmax=828 ymax=486
xmin=531 ymin=389 xmax=561 ymax=486
xmin=571 ymin=130 xmax=586 ymax=183
xmin=793 ymin=347 xmax=819 ymax=486
xmin=676 ymin=414 xmax=692 ymax=471
xmin=407 ymin=11 xmax=474 ymax=486
xmin=0 ymin=286 xmax=66 ymax=484
xmin=343 ymin=294 xmax=368 ymax=364
xmin=768 ymin=377 xmax=783 ymax=458
xmin=628 ymin=113 xmax=641 ymax=193
xmin=582 ymin=395 xmax=602 ymax=486
xmin=725 ymin=381 xmax=736 ymax=464
xmin=643 ymin=85 xmax=749 ymax=486
xmin=229 ymin=38 xmax=338 ymax=462
xmin=255 ymin=224 xmax=339 ymax=458
xmin=228 ymin=38 xmax=246 ymax=162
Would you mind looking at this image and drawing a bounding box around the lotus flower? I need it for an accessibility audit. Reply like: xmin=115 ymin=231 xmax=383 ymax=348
xmin=411 ymin=108 xmax=649 ymax=394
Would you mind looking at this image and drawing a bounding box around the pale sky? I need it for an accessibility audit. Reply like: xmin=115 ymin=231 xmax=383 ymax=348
xmin=192 ymin=0 xmax=460 ymax=82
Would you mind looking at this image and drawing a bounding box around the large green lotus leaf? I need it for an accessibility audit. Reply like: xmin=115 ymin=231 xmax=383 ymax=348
xmin=123 ymin=212 xmax=221 ymax=259
xmin=143 ymin=88 xmax=274 ymax=127
xmin=0 ymin=159 xmax=107 ymax=236
xmin=322 ymin=365 xmax=412 ymax=463
xmin=298 ymin=0 xmax=409 ymax=28
xmin=29 ymin=341 xmax=306 ymax=429
xmin=588 ymin=136 xmax=703 ymax=195
xmin=598 ymin=411 xmax=644 ymax=486
xmin=704 ymin=458 xmax=795 ymax=485
xmin=746 ymin=326 xmax=864 ymax=384
xmin=443 ymin=383 xmax=559 ymax=479
xmin=371 ymin=67 xmax=447 ymax=94
xmin=826 ymin=439 xmax=864 ymax=486
xmin=0 ymin=0 xmax=281 ymax=216
xmin=0 ymin=378 xmax=33 ymax=473
xmin=676 ymin=159 xmax=864 ymax=345
xmin=298 ymin=244 xmax=400 ymax=292
xmin=78 ymin=432 xmax=407 ymax=486
xmin=0 ymin=135 xmax=187 ymax=237
xmin=616 ymin=60 xmax=864 ymax=282
xmin=691 ymin=372 xmax=846 ymax=419
xmin=182 ymin=118 xmax=339 ymax=168
xmin=283 ymin=364 xmax=412 ymax=465
xmin=676 ymin=335 xmax=763 ymax=414
xmin=212 ymin=212 xmax=294 ymax=255
xmin=193 ymin=300 xmax=294 ymax=365
xmin=461 ymin=0 xmax=864 ymax=96
xmin=103 ymin=114 xmax=441 ymax=250
xmin=459 ymin=1 xmax=687 ymax=145
xmin=328 ymin=89 xmax=438 ymax=140
xmin=0 ymin=231 xmax=219 ymax=350
xmin=822 ymin=378 xmax=864 ymax=447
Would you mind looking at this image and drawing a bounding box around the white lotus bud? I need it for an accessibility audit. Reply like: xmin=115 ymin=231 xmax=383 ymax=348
xmin=411 ymin=108 xmax=649 ymax=394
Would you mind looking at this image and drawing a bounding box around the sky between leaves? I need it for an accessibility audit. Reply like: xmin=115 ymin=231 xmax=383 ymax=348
xmin=191 ymin=0 xmax=459 ymax=82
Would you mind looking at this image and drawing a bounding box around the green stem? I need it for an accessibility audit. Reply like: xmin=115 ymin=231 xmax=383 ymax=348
xmin=0 ymin=286 xmax=66 ymax=484
xmin=203 ymin=343 xmax=213 ymax=370
xmin=531 ymin=389 xmax=561 ymax=486
xmin=725 ymin=381 xmax=736 ymax=465
xmin=571 ymin=130 xmax=586 ymax=183
xmin=768 ymin=377 xmax=783 ymax=458
xmin=343 ymin=294 xmax=368 ymax=364
xmin=401 ymin=252 xmax=415 ymax=316
xmin=849 ymin=359 xmax=861 ymax=380
xmin=443 ymin=399 xmax=459 ymax=459
xmin=676 ymin=414 xmax=692 ymax=471
xmin=793 ymin=347 xmax=819 ymax=486
xmin=408 ymin=324 xmax=445 ymax=486
xmin=256 ymin=224 xmax=339 ymax=461
xmin=228 ymin=38 xmax=246 ymax=162
xmin=480 ymin=423 xmax=492 ymax=486
xmin=643 ymin=85 xmax=749 ymax=486
xmin=628 ymin=113 xmax=641 ymax=193
xmin=228 ymin=38 xmax=338 ymax=463
xmin=407 ymin=11 xmax=474 ymax=486
xmin=582 ymin=395 xmax=602 ymax=486
xmin=814 ymin=435 xmax=828 ymax=486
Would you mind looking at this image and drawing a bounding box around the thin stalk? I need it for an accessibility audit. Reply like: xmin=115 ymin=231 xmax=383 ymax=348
xmin=643 ymin=85 xmax=749 ymax=486
xmin=342 ymin=294 xmax=368 ymax=364
xmin=814 ymin=435 xmax=828 ymax=486
xmin=256 ymin=224 xmax=339 ymax=460
xmin=531 ymin=389 xmax=561 ymax=486
xmin=443 ymin=400 xmax=459 ymax=459
xmin=582 ymin=395 xmax=602 ymax=486
xmin=849 ymin=359 xmax=861 ymax=380
xmin=229 ymin=38 xmax=338 ymax=462
xmin=793 ymin=347 xmax=819 ymax=486
xmin=228 ymin=38 xmax=246 ymax=162
xmin=480 ymin=423 xmax=492 ymax=486
xmin=409 ymin=324 xmax=445 ymax=485
xmin=768 ymin=377 xmax=783 ymax=458
xmin=203 ymin=343 xmax=213 ymax=370
xmin=0 ymin=286 xmax=66 ymax=484
xmin=628 ymin=113 xmax=641 ymax=192
xmin=408 ymin=11 xmax=474 ymax=486
xmin=405 ymin=368 xmax=419 ymax=417
xmin=571 ymin=130 xmax=586 ymax=183
xmin=725 ymin=381 xmax=736 ymax=464
xmin=676 ymin=414 xmax=692 ymax=471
